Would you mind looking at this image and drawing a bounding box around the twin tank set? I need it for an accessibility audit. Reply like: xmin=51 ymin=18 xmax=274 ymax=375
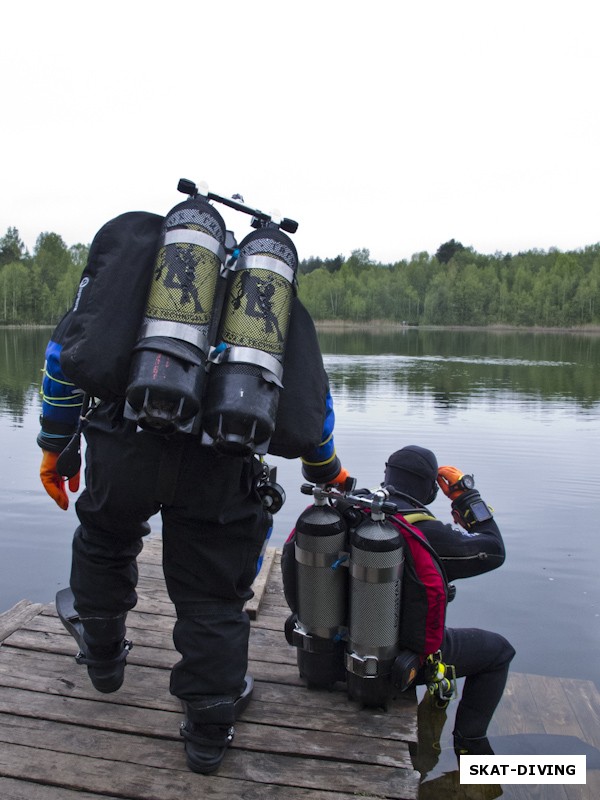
xmin=124 ymin=179 xmax=299 ymax=453
xmin=289 ymin=485 xmax=415 ymax=710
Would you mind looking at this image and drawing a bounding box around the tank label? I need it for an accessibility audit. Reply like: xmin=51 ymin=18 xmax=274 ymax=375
xmin=220 ymin=268 xmax=292 ymax=355
xmin=146 ymin=243 xmax=219 ymax=326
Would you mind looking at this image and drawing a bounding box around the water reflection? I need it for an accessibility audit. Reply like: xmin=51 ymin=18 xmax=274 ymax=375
xmin=0 ymin=327 xmax=51 ymax=422
xmin=322 ymin=339 xmax=599 ymax=411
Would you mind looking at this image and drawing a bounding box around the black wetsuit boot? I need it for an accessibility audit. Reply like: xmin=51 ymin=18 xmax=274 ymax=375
xmin=79 ymin=615 xmax=131 ymax=694
xmin=179 ymin=676 xmax=254 ymax=774
xmin=56 ymin=587 xmax=132 ymax=694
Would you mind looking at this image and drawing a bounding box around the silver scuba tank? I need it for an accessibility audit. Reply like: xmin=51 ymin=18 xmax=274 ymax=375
xmin=290 ymin=494 xmax=349 ymax=689
xmin=346 ymin=493 xmax=405 ymax=709
xmin=124 ymin=196 xmax=226 ymax=434
xmin=202 ymin=225 xmax=298 ymax=455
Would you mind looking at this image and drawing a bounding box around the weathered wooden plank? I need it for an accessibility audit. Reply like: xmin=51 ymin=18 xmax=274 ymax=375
xmin=0 ymin=647 xmax=416 ymax=742
xmin=522 ymin=673 xmax=597 ymax=800
xmin=560 ymin=677 xmax=600 ymax=750
xmin=489 ymin=671 xmax=546 ymax=736
xmin=17 ymin=608 xmax=299 ymax=670
xmin=245 ymin=546 xmax=276 ymax=619
xmin=525 ymin=673 xmax=585 ymax=739
xmin=559 ymin=677 xmax=600 ymax=800
xmin=0 ymin=741 xmax=387 ymax=800
xmin=0 ymin=599 xmax=43 ymax=642
xmin=0 ymin=686 xmax=412 ymax=768
xmin=0 ymin=777 xmax=125 ymax=800
xmin=0 ymin=714 xmax=418 ymax=798
xmin=2 ymin=624 xmax=300 ymax=680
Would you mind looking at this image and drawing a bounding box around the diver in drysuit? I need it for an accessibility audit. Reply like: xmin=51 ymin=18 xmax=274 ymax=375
xmin=37 ymin=186 xmax=349 ymax=776
xmin=382 ymin=445 xmax=515 ymax=758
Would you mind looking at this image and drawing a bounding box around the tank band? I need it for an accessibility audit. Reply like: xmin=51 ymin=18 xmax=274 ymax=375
xmin=208 ymin=345 xmax=284 ymax=386
xmin=346 ymin=647 xmax=398 ymax=676
xmin=163 ymin=229 xmax=226 ymax=264
xmin=233 ymin=254 xmax=296 ymax=285
xmin=293 ymin=626 xmax=340 ymax=649
xmin=349 ymin=563 xmax=403 ymax=583
xmin=295 ymin=545 xmax=342 ymax=569
xmin=139 ymin=320 xmax=210 ymax=353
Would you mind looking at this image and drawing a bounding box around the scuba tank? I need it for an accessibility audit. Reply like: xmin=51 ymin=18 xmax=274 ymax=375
xmin=202 ymin=224 xmax=298 ymax=455
xmin=124 ymin=195 xmax=227 ymax=434
xmin=346 ymin=491 xmax=405 ymax=709
xmin=289 ymin=491 xmax=349 ymax=689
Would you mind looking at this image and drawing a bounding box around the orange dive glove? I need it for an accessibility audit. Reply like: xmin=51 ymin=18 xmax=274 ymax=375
xmin=40 ymin=450 xmax=80 ymax=510
xmin=437 ymin=465 xmax=472 ymax=501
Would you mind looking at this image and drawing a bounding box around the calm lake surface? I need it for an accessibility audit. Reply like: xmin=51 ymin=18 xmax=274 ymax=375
xmin=1 ymin=326 xmax=599 ymax=695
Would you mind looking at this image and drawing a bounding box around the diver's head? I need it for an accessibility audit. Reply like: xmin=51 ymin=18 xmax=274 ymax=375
xmin=384 ymin=445 xmax=439 ymax=504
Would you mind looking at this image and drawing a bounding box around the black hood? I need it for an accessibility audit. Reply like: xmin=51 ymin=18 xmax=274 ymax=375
xmin=383 ymin=445 xmax=439 ymax=505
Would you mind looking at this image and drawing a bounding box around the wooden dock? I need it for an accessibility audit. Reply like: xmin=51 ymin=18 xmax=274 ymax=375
xmin=0 ymin=538 xmax=421 ymax=800
xmin=1 ymin=537 xmax=598 ymax=799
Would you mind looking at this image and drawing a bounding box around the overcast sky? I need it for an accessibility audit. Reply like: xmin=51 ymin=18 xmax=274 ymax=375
xmin=2 ymin=1 xmax=599 ymax=264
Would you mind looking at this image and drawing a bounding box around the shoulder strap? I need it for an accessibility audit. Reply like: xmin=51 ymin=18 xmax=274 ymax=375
xmin=390 ymin=513 xmax=450 ymax=589
xmin=402 ymin=510 xmax=437 ymax=525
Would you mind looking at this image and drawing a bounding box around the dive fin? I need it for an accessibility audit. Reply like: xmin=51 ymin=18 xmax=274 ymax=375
xmin=56 ymin=587 xmax=86 ymax=654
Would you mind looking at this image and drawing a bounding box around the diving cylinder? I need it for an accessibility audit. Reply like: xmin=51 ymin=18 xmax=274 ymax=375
xmin=346 ymin=502 xmax=404 ymax=708
xmin=202 ymin=225 xmax=298 ymax=455
xmin=291 ymin=496 xmax=348 ymax=689
xmin=124 ymin=197 xmax=226 ymax=434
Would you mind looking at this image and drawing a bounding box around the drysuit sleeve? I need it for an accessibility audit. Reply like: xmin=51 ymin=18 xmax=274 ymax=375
xmin=300 ymin=389 xmax=343 ymax=484
xmin=417 ymin=517 xmax=505 ymax=581
xmin=37 ymin=317 xmax=83 ymax=453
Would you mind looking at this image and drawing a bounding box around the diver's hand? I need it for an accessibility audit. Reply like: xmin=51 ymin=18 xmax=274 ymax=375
xmin=437 ymin=465 xmax=468 ymax=501
xmin=40 ymin=450 xmax=80 ymax=510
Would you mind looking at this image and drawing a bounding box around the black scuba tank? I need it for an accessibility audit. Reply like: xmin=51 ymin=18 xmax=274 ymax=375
xmin=346 ymin=499 xmax=405 ymax=709
xmin=290 ymin=496 xmax=348 ymax=689
xmin=124 ymin=196 xmax=226 ymax=434
xmin=201 ymin=225 xmax=298 ymax=455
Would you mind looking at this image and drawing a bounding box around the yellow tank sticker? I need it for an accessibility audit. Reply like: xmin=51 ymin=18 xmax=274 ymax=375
xmin=145 ymin=242 xmax=219 ymax=326
xmin=220 ymin=268 xmax=292 ymax=355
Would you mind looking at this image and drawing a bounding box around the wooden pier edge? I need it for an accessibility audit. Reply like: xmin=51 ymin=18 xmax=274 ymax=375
xmin=0 ymin=599 xmax=43 ymax=643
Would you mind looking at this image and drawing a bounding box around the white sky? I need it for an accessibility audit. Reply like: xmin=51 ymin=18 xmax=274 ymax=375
xmin=2 ymin=0 xmax=599 ymax=263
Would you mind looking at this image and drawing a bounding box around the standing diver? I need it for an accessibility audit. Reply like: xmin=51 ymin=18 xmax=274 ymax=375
xmin=36 ymin=185 xmax=350 ymax=776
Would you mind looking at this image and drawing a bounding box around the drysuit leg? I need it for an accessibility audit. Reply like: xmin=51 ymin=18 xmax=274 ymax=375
xmin=70 ymin=402 xmax=162 ymax=652
xmin=161 ymin=445 xmax=268 ymax=704
xmin=428 ymin=627 xmax=515 ymax=752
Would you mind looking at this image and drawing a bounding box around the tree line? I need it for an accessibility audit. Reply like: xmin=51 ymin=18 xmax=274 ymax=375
xmin=2 ymin=225 xmax=599 ymax=328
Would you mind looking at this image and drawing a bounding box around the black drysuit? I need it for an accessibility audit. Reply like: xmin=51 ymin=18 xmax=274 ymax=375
xmin=390 ymin=495 xmax=515 ymax=744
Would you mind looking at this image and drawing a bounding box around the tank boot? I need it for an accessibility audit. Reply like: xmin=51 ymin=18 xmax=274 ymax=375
xmin=56 ymin=588 xmax=132 ymax=694
xmin=453 ymin=730 xmax=495 ymax=757
xmin=180 ymin=675 xmax=254 ymax=774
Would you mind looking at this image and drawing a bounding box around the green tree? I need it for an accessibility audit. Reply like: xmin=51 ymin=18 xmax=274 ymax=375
xmin=435 ymin=238 xmax=465 ymax=264
xmin=0 ymin=227 xmax=27 ymax=267
xmin=34 ymin=232 xmax=72 ymax=289
xmin=0 ymin=261 xmax=28 ymax=322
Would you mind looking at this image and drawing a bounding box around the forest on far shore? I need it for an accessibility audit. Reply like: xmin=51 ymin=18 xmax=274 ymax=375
xmin=1 ymin=227 xmax=599 ymax=329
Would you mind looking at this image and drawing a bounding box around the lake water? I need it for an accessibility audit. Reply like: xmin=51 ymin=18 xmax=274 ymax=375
xmin=1 ymin=326 xmax=599 ymax=698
